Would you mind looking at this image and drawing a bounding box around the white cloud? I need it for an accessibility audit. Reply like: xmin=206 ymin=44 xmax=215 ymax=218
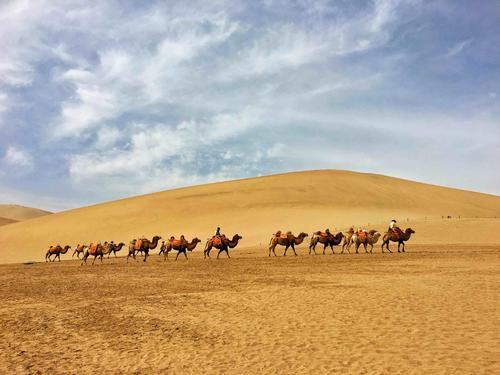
xmin=445 ymin=39 xmax=472 ymax=58
xmin=1 ymin=146 xmax=33 ymax=174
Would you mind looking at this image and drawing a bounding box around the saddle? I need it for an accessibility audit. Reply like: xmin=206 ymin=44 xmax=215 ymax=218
xmin=89 ymin=243 xmax=98 ymax=254
xmin=357 ymin=231 xmax=367 ymax=241
xmin=169 ymin=238 xmax=183 ymax=247
xmin=316 ymin=231 xmax=331 ymax=237
xmin=275 ymin=231 xmax=291 ymax=239
xmin=211 ymin=235 xmax=226 ymax=245
xmin=390 ymin=227 xmax=403 ymax=236
xmin=134 ymin=239 xmax=143 ymax=250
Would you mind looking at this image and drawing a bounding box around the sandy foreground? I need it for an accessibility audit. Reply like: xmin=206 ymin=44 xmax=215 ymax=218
xmin=1 ymin=243 xmax=498 ymax=374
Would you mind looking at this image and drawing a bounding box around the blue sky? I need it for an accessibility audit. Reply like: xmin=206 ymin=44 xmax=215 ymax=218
xmin=0 ymin=0 xmax=499 ymax=211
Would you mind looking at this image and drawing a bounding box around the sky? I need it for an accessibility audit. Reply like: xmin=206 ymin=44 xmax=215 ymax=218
xmin=0 ymin=0 xmax=499 ymax=211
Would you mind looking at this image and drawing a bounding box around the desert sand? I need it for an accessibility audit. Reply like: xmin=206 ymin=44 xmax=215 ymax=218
xmin=0 ymin=170 xmax=499 ymax=374
xmin=0 ymin=243 xmax=499 ymax=374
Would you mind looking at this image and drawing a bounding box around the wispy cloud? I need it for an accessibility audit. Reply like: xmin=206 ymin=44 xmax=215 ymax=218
xmin=0 ymin=0 xmax=499 ymax=210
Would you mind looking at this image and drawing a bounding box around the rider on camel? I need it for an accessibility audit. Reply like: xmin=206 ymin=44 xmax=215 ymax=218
xmin=389 ymin=219 xmax=397 ymax=233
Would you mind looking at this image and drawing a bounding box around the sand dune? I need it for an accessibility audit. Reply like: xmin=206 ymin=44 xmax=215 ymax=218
xmin=0 ymin=204 xmax=51 ymax=222
xmin=0 ymin=217 xmax=17 ymax=227
xmin=0 ymin=170 xmax=499 ymax=264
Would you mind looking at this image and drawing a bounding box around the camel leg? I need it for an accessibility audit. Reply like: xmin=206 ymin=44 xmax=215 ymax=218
xmin=92 ymin=256 xmax=97 ymax=265
xmin=58 ymin=253 xmax=61 ymax=262
xmin=143 ymin=251 xmax=148 ymax=262
xmin=331 ymin=244 xmax=335 ymax=254
xmin=225 ymin=249 xmax=230 ymax=258
xmin=370 ymin=244 xmax=373 ymax=254
xmin=323 ymin=243 xmax=327 ymax=255
xmin=283 ymin=244 xmax=289 ymax=256
xmin=100 ymin=254 xmax=104 ymax=263
xmin=364 ymin=243 xmax=368 ymax=254
xmin=355 ymin=243 xmax=359 ymax=254
xmin=401 ymin=241 xmax=405 ymax=252
xmin=397 ymin=242 xmax=401 ymax=253
xmin=217 ymin=249 xmax=223 ymax=259
xmin=312 ymin=244 xmax=317 ymax=255
xmin=270 ymin=245 xmax=277 ymax=257
xmin=184 ymin=251 xmax=188 ymax=260
xmin=291 ymin=243 xmax=297 ymax=256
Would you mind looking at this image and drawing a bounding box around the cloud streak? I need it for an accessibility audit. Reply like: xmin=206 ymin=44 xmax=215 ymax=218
xmin=0 ymin=0 xmax=499 ymax=210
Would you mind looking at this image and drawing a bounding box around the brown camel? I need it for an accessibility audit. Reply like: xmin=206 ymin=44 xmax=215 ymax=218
xmin=45 ymin=245 xmax=71 ymax=262
xmin=268 ymin=231 xmax=308 ymax=257
xmin=204 ymin=234 xmax=243 ymax=259
xmin=127 ymin=236 xmax=161 ymax=262
xmin=341 ymin=228 xmax=355 ymax=253
xmin=163 ymin=237 xmax=201 ymax=261
xmin=352 ymin=230 xmax=382 ymax=254
xmin=81 ymin=242 xmax=113 ymax=265
xmin=308 ymin=231 xmax=344 ymax=255
xmin=381 ymin=228 xmax=415 ymax=253
xmin=107 ymin=242 xmax=126 ymax=258
xmin=72 ymin=244 xmax=87 ymax=258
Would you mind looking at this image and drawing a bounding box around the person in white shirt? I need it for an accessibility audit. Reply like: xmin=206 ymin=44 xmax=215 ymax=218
xmin=389 ymin=219 xmax=397 ymax=232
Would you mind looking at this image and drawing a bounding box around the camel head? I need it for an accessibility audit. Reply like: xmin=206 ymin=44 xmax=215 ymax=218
xmin=192 ymin=237 xmax=202 ymax=244
xmin=232 ymin=234 xmax=243 ymax=241
xmin=336 ymin=232 xmax=344 ymax=239
xmin=406 ymin=228 xmax=415 ymax=234
xmin=298 ymin=232 xmax=308 ymax=238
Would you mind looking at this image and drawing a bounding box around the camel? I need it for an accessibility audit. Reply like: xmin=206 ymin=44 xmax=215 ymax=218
xmin=268 ymin=231 xmax=308 ymax=257
xmin=72 ymin=244 xmax=87 ymax=258
xmin=45 ymin=245 xmax=71 ymax=262
xmin=341 ymin=228 xmax=356 ymax=253
xmin=81 ymin=242 xmax=113 ymax=265
xmin=308 ymin=231 xmax=344 ymax=255
xmin=107 ymin=242 xmax=126 ymax=258
xmin=127 ymin=236 xmax=161 ymax=262
xmin=204 ymin=234 xmax=243 ymax=259
xmin=164 ymin=237 xmax=201 ymax=261
xmin=381 ymin=228 xmax=415 ymax=253
xmin=352 ymin=230 xmax=382 ymax=254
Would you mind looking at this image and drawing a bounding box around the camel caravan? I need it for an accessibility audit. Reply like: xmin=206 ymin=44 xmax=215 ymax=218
xmin=44 ymin=220 xmax=415 ymax=264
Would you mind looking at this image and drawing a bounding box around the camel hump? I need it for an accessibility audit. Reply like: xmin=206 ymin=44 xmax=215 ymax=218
xmin=134 ymin=239 xmax=143 ymax=250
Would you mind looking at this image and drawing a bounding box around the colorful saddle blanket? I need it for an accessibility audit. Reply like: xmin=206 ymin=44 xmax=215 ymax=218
xmin=211 ymin=236 xmax=226 ymax=245
xmin=134 ymin=239 xmax=143 ymax=250
xmin=357 ymin=231 xmax=367 ymax=241
xmin=275 ymin=231 xmax=291 ymax=239
xmin=316 ymin=231 xmax=331 ymax=237
xmin=169 ymin=239 xmax=183 ymax=247
xmin=89 ymin=243 xmax=98 ymax=254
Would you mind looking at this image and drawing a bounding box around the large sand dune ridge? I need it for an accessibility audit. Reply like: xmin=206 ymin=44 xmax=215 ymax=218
xmin=0 ymin=170 xmax=499 ymax=264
